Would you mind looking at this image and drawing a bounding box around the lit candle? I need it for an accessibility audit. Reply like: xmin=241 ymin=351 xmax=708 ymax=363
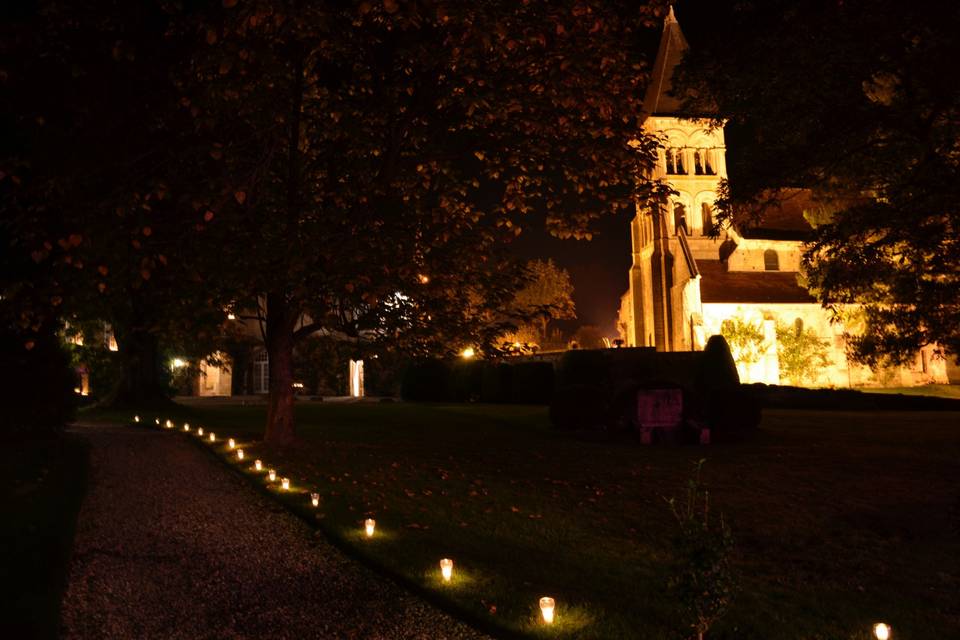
xmin=155 ymin=418 xmax=160 ymax=425
xmin=165 ymin=420 xmax=173 ymax=429
xmin=228 ymin=438 xmax=235 ymax=449
xmin=197 ymin=427 xmax=204 ymax=436
xmin=440 ymin=558 xmax=453 ymax=582
xmin=281 ymin=477 xmax=290 ymax=490
xmin=311 ymin=493 xmax=320 ymax=507
xmin=134 ymin=415 xmax=140 ymax=423
xmin=183 ymin=423 xmax=190 ymax=432
xmin=237 ymin=449 xmax=244 ymax=460
xmin=209 ymin=432 xmax=216 ymax=442
xmin=254 ymin=459 xmax=262 ymax=471
xmin=873 ymin=623 xmax=892 ymax=640
xmin=364 ymin=518 xmax=376 ymax=537
xmin=539 ymin=597 xmax=556 ymax=624
xmin=268 ymin=469 xmax=276 ymax=482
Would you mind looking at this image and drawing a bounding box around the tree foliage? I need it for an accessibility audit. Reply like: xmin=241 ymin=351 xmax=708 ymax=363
xmin=720 ymin=317 xmax=765 ymax=367
xmin=510 ymin=258 xmax=577 ymax=342
xmin=775 ymin=320 xmax=831 ymax=386
xmin=675 ymin=0 xmax=960 ymax=366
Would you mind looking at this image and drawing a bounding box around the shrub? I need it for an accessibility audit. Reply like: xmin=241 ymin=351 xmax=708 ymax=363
xmin=480 ymin=363 xmax=513 ymax=403
xmin=549 ymin=384 xmax=607 ymax=430
xmin=400 ymin=359 xmax=451 ymax=401
xmin=509 ymin=361 xmax=554 ymax=404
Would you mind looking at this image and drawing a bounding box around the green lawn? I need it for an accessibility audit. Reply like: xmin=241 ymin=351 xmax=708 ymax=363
xmin=0 ymin=435 xmax=89 ymax=639
xmin=95 ymin=402 xmax=960 ymax=639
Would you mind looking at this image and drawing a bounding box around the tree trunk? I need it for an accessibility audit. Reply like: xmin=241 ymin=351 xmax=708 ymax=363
xmin=110 ymin=326 xmax=170 ymax=408
xmin=264 ymin=292 xmax=298 ymax=445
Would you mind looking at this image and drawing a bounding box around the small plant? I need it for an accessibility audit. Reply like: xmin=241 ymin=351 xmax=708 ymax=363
xmin=720 ymin=317 xmax=766 ymax=369
xmin=775 ymin=320 xmax=832 ymax=386
xmin=665 ymin=460 xmax=738 ymax=640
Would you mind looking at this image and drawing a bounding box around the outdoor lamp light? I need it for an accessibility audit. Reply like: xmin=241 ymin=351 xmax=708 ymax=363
xmin=155 ymin=418 xmax=160 ymax=425
xmin=209 ymin=432 xmax=216 ymax=442
xmin=183 ymin=423 xmax=190 ymax=432
xmin=311 ymin=493 xmax=320 ymax=507
xmin=364 ymin=518 xmax=376 ymax=537
xmin=873 ymin=623 xmax=891 ymax=640
xmin=268 ymin=469 xmax=276 ymax=482
xmin=254 ymin=459 xmax=262 ymax=471
xmin=281 ymin=477 xmax=290 ymax=490
xmin=228 ymin=438 xmax=235 ymax=449
xmin=197 ymin=427 xmax=204 ymax=436
xmin=440 ymin=558 xmax=453 ymax=582
xmin=539 ymin=597 xmax=556 ymax=624
xmin=165 ymin=419 xmax=173 ymax=429
xmin=134 ymin=415 xmax=140 ymax=423
xmin=237 ymin=449 xmax=244 ymax=461
xmin=460 ymin=347 xmax=475 ymax=359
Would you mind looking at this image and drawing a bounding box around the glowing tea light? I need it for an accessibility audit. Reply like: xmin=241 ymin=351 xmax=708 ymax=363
xmin=228 ymin=438 xmax=235 ymax=450
xmin=209 ymin=432 xmax=216 ymax=442
xmin=873 ymin=623 xmax=892 ymax=640
xmin=197 ymin=427 xmax=204 ymax=436
xmin=281 ymin=477 xmax=290 ymax=490
xmin=165 ymin=419 xmax=173 ymax=429
xmin=311 ymin=493 xmax=320 ymax=507
xmin=439 ymin=558 xmax=454 ymax=582
xmin=134 ymin=415 xmax=140 ymax=423
xmin=155 ymin=418 xmax=160 ymax=425
xmin=364 ymin=518 xmax=376 ymax=537
xmin=254 ymin=459 xmax=263 ymax=471
xmin=268 ymin=469 xmax=276 ymax=482
xmin=183 ymin=423 xmax=190 ymax=432
xmin=236 ymin=449 xmax=244 ymax=461
xmin=539 ymin=597 xmax=556 ymax=624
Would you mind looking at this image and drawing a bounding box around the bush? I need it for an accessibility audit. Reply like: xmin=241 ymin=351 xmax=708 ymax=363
xmin=0 ymin=325 xmax=77 ymax=436
xmin=509 ymin=361 xmax=554 ymax=404
xmin=447 ymin=359 xmax=483 ymax=402
xmin=400 ymin=359 xmax=451 ymax=401
xmin=549 ymin=384 xmax=607 ymax=430
xmin=480 ymin=363 xmax=513 ymax=403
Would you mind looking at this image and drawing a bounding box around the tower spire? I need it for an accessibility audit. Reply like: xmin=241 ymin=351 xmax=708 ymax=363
xmin=642 ymin=6 xmax=690 ymax=116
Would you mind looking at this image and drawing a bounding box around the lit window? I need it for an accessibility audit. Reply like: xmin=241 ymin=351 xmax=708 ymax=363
xmin=763 ymin=249 xmax=779 ymax=271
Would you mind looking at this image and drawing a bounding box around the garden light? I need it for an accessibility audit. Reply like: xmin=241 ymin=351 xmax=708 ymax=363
xmin=268 ymin=469 xmax=276 ymax=482
xmin=873 ymin=623 xmax=891 ymax=640
xmin=365 ymin=518 xmax=376 ymax=537
xmin=440 ymin=558 xmax=453 ymax=582
xmin=183 ymin=423 xmax=190 ymax=432
xmin=198 ymin=427 xmax=204 ymax=436
xmin=539 ymin=597 xmax=555 ymax=624
xmin=311 ymin=493 xmax=320 ymax=507
xmin=281 ymin=477 xmax=290 ymax=490
xmin=237 ymin=449 xmax=244 ymax=461
xmin=155 ymin=417 xmax=160 ymax=425
xmin=209 ymin=432 xmax=216 ymax=442
xmin=460 ymin=347 xmax=475 ymax=359
xmin=228 ymin=438 xmax=235 ymax=449
xmin=165 ymin=419 xmax=173 ymax=429
xmin=134 ymin=415 xmax=140 ymax=423
xmin=254 ymin=459 xmax=263 ymax=471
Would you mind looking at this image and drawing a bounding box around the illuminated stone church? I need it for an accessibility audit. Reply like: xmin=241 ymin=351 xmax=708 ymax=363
xmin=618 ymin=9 xmax=947 ymax=387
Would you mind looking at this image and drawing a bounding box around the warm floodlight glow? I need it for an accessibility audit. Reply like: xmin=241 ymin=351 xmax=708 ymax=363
xmin=228 ymin=438 xmax=236 ymax=449
xmin=873 ymin=623 xmax=891 ymax=640
xmin=440 ymin=558 xmax=453 ymax=582
xmin=209 ymin=432 xmax=216 ymax=442
xmin=364 ymin=518 xmax=376 ymax=537
xmin=134 ymin=415 xmax=140 ymax=423
xmin=227 ymin=313 xmax=236 ymax=320
xmin=236 ymin=449 xmax=244 ymax=461
xmin=418 ymin=273 xmax=430 ymax=284
xmin=461 ymin=347 xmax=475 ymax=359
xmin=171 ymin=358 xmax=187 ymax=368
xmin=311 ymin=493 xmax=320 ymax=507
xmin=254 ymin=459 xmax=262 ymax=471
xmin=281 ymin=477 xmax=290 ymax=490
xmin=268 ymin=469 xmax=276 ymax=482
xmin=197 ymin=427 xmax=204 ymax=436
xmin=539 ymin=597 xmax=555 ymax=624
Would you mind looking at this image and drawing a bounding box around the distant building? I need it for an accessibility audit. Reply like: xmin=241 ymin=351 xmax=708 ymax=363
xmin=618 ymin=9 xmax=946 ymax=387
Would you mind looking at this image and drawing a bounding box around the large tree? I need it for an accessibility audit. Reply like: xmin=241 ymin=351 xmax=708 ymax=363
xmin=510 ymin=258 xmax=577 ymax=343
xmin=181 ymin=0 xmax=668 ymax=443
xmin=675 ymin=0 xmax=960 ymax=366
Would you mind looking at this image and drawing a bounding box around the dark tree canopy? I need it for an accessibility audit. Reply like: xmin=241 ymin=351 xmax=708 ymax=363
xmin=675 ymin=0 xmax=960 ymax=365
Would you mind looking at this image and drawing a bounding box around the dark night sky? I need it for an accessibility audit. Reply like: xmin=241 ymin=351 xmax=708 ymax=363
xmin=509 ymin=2 xmax=716 ymax=338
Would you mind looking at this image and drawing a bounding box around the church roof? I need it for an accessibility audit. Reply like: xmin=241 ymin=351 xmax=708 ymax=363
xmin=643 ymin=7 xmax=690 ymax=116
xmin=697 ymin=260 xmax=816 ymax=304
xmin=733 ymin=189 xmax=817 ymax=241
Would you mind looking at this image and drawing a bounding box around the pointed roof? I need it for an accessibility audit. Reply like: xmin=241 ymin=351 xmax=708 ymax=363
xmin=643 ymin=6 xmax=691 ymax=117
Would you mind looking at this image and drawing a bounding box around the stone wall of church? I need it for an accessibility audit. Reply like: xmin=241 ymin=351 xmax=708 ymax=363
xmin=725 ymin=238 xmax=803 ymax=272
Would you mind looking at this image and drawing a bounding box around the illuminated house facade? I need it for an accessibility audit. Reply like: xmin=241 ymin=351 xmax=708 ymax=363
xmin=618 ymin=9 xmax=948 ymax=387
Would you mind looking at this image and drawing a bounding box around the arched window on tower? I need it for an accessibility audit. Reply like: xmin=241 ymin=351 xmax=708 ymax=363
xmin=764 ymin=249 xmax=780 ymax=271
xmin=704 ymin=149 xmax=715 ymax=175
xmin=694 ymin=150 xmax=704 ymax=175
xmin=701 ymin=203 xmax=714 ymax=236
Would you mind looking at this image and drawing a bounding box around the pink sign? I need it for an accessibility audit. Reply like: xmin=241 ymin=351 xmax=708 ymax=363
xmin=636 ymin=388 xmax=683 ymax=429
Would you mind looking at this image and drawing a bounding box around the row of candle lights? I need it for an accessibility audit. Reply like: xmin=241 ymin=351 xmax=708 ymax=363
xmin=133 ymin=415 xmax=891 ymax=635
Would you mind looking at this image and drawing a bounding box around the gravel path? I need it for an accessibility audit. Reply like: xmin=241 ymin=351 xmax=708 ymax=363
xmin=61 ymin=424 xmax=489 ymax=640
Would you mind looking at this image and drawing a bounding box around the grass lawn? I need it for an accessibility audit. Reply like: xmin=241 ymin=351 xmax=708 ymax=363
xmin=91 ymin=401 xmax=960 ymax=639
xmin=861 ymin=384 xmax=960 ymax=400
xmin=0 ymin=434 xmax=89 ymax=639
